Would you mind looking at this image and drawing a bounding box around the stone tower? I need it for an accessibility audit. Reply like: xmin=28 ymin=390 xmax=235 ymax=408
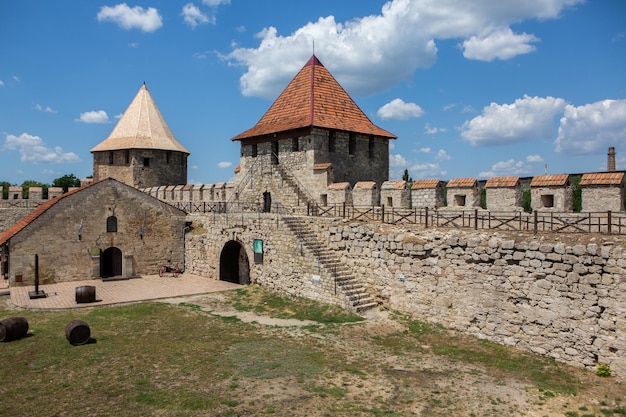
xmin=231 ymin=55 xmax=396 ymax=207
xmin=91 ymin=84 xmax=190 ymax=188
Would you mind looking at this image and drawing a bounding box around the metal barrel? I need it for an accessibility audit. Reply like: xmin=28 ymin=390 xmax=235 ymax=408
xmin=75 ymin=285 xmax=96 ymax=303
xmin=0 ymin=317 xmax=29 ymax=342
xmin=65 ymin=320 xmax=91 ymax=346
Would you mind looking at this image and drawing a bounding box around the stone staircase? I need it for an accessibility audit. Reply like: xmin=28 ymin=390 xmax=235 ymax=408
xmin=281 ymin=215 xmax=378 ymax=313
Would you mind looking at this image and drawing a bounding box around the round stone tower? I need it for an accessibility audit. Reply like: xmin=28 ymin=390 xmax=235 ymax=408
xmin=90 ymin=83 xmax=190 ymax=188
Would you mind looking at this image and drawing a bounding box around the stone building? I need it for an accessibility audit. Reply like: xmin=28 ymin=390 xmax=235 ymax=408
xmin=0 ymin=178 xmax=187 ymax=286
xmin=411 ymin=179 xmax=444 ymax=209
xmin=327 ymin=182 xmax=352 ymax=206
xmin=484 ymin=176 xmax=523 ymax=210
xmin=446 ymin=178 xmax=481 ymax=209
xmin=580 ymin=172 xmax=625 ymax=212
xmin=530 ymin=174 xmax=572 ymax=212
xmin=380 ymin=180 xmax=409 ymax=208
xmin=91 ymin=83 xmax=190 ymax=188
xmin=230 ymin=55 xmax=396 ymax=209
xmin=8 ymin=186 xmax=22 ymax=200
xmin=352 ymin=181 xmax=379 ymax=206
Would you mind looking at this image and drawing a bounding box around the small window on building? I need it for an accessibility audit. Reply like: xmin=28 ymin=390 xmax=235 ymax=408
xmin=143 ymin=157 xmax=150 ymax=167
xmin=271 ymin=141 xmax=279 ymax=165
xmin=166 ymin=151 xmax=171 ymax=164
xmin=106 ymin=216 xmax=118 ymax=233
xmin=292 ymin=137 xmax=299 ymax=152
xmin=125 ymin=150 xmax=130 ymax=165
xmin=387 ymin=197 xmax=393 ymax=207
xmin=328 ymin=130 xmax=335 ymax=153
xmin=541 ymin=194 xmax=554 ymax=208
xmin=320 ymin=194 xmax=328 ymax=206
xmin=251 ymin=144 xmax=258 ymax=158
xmin=454 ymin=195 xmax=466 ymax=207
xmin=109 ymin=152 xmax=114 ymax=165
xmin=349 ymin=134 xmax=356 ymax=155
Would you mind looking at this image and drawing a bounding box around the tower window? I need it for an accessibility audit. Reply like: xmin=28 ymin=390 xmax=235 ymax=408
xmin=292 ymin=137 xmax=299 ymax=152
xmin=369 ymin=137 xmax=375 ymax=159
xmin=328 ymin=130 xmax=335 ymax=153
xmin=106 ymin=215 xmax=118 ymax=233
xmin=349 ymin=134 xmax=356 ymax=155
xmin=109 ymin=152 xmax=114 ymax=165
xmin=143 ymin=157 xmax=150 ymax=167
xmin=125 ymin=150 xmax=130 ymax=165
xmin=251 ymin=144 xmax=258 ymax=158
xmin=166 ymin=151 xmax=171 ymax=164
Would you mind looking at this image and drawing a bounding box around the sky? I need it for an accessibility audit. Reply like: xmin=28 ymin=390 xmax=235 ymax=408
xmin=1 ymin=0 xmax=625 ymax=186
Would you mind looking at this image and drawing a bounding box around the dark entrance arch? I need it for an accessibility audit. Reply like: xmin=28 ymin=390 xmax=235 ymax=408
xmin=219 ymin=241 xmax=250 ymax=285
xmin=102 ymin=247 xmax=123 ymax=278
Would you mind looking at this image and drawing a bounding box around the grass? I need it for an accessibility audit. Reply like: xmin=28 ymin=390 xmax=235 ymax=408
xmin=0 ymin=286 xmax=621 ymax=416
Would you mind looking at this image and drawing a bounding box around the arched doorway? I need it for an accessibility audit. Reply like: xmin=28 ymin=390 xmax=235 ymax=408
xmin=102 ymin=247 xmax=123 ymax=278
xmin=219 ymin=241 xmax=250 ymax=285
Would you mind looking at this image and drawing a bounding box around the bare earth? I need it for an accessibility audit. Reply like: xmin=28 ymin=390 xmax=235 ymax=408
xmin=160 ymin=292 xmax=625 ymax=417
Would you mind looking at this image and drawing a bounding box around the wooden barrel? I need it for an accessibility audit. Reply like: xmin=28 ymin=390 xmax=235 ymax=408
xmin=0 ymin=317 xmax=29 ymax=342
xmin=65 ymin=320 xmax=91 ymax=346
xmin=75 ymin=285 xmax=96 ymax=303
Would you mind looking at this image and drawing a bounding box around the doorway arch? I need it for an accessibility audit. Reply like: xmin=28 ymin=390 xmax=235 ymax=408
xmin=219 ymin=241 xmax=250 ymax=285
xmin=102 ymin=247 xmax=123 ymax=278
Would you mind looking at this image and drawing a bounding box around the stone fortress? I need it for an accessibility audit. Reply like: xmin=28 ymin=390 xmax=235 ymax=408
xmin=0 ymin=55 xmax=624 ymax=378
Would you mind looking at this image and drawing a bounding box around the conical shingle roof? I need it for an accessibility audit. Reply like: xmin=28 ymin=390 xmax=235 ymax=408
xmin=91 ymin=84 xmax=190 ymax=154
xmin=231 ymin=55 xmax=396 ymax=141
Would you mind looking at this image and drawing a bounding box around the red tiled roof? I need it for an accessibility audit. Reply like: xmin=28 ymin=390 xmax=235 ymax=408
xmin=328 ymin=182 xmax=351 ymax=190
xmin=231 ymin=55 xmax=396 ymax=141
xmin=484 ymin=176 xmax=520 ymax=188
xmin=354 ymin=181 xmax=377 ymax=190
xmin=381 ymin=180 xmax=406 ymax=190
xmin=530 ymin=174 xmax=569 ymax=187
xmin=411 ymin=179 xmax=441 ymax=189
xmin=0 ymin=182 xmax=95 ymax=246
xmin=313 ymin=163 xmax=332 ymax=170
xmin=580 ymin=172 xmax=625 ymax=186
xmin=447 ymin=178 xmax=477 ymax=188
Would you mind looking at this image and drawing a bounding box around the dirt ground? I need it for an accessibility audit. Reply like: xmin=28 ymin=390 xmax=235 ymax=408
xmin=160 ymin=292 xmax=625 ymax=417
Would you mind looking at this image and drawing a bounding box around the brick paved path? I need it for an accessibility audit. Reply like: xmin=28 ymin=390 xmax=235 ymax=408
xmin=6 ymin=274 xmax=241 ymax=310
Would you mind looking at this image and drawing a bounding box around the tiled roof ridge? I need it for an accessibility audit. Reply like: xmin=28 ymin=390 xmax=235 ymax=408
xmin=0 ymin=180 xmax=101 ymax=246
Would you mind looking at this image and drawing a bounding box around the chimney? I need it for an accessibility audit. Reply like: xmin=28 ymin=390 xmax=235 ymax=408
xmin=608 ymin=147 xmax=616 ymax=172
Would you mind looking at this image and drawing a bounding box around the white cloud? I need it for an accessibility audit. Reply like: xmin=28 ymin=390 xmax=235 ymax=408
xmin=555 ymin=99 xmax=626 ymax=155
xmin=389 ymin=153 xmax=409 ymax=169
xmin=435 ymin=149 xmax=451 ymax=161
xmin=218 ymin=161 xmax=232 ymax=168
xmin=377 ymin=98 xmax=424 ymax=120
xmin=76 ymin=110 xmax=110 ymax=124
xmin=478 ymin=158 xmax=533 ymax=179
xmin=223 ymin=0 xmax=581 ymax=98
xmin=202 ymin=0 xmax=230 ymax=5
xmin=409 ymin=162 xmax=445 ymax=180
xmin=2 ymin=133 xmax=80 ymax=164
xmin=461 ymin=95 xmax=567 ymax=146
xmin=418 ymin=147 xmax=431 ymax=153
xmin=35 ymin=104 xmax=57 ymax=114
xmin=424 ymin=123 xmax=447 ymax=134
xmin=0 ymin=80 xmax=4 ymax=87
xmin=462 ymin=27 xmax=539 ymax=61
xmin=182 ymin=3 xmax=212 ymax=28
xmin=526 ymin=154 xmax=544 ymax=163
xmin=128 ymin=42 xmax=139 ymax=48
xmin=12 ymin=75 xmax=19 ymax=82
xmin=97 ymin=4 xmax=163 ymax=33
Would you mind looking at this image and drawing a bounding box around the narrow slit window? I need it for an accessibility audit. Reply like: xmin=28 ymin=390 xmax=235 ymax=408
xmin=106 ymin=216 xmax=118 ymax=233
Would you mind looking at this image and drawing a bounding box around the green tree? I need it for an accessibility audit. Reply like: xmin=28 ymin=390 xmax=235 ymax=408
xmin=20 ymin=180 xmax=48 ymax=199
xmin=53 ymin=174 xmax=81 ymax=192
xmin=0 ymin=181 xmax=12 ymax=199
xmin=570 ymin=175 xmax=582 ymax=212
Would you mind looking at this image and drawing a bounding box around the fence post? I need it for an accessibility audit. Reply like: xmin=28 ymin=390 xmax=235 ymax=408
xmin=381 ymin=204 xmax=385 ymax=223
xmin=474 ymin=209 xmax=478 ymax=230
xmin=608 ymin=210 xmax=612 ymax=234
xmin=533 ymin=211 xmax=538 ymax=234
xmin=425 ymin=207 xmax=429 ymax=228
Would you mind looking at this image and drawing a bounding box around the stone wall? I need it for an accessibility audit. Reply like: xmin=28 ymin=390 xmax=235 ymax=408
xmin=0 ymin=208 xmax=32 ymax=235
xmin=486 ymin=187 xmax=523 ymax=211
xmin=582 ymin=186 xmax=625 ymax=212
xmin=318 ymin=221 xmax=625 ymax=377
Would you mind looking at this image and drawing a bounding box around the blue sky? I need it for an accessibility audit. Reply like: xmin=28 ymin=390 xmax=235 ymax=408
xmin=1 ymin=0 xmax=625 ymax=186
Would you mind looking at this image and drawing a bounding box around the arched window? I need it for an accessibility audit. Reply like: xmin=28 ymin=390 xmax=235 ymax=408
xmin=106 ymin=216 xmax=117 ymax=233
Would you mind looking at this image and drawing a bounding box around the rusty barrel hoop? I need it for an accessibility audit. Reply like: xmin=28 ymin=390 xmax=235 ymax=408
xmin=65 ymin=320 xmax=91 ymax=346
xmin=0 ymin=317 xmax=29 ymax=342
xmin=75 ymin=285 xmax=96 ymax=303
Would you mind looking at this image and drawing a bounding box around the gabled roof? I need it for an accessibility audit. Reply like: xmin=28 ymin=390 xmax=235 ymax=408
xmin=354 ymin=181 xmax=377 ymax=190
xmin=231 ymin=55 xmax=396 ymax=141
xmin=328 ymin=182 xmax=351 ymax=190
xmin=381 ymin=180 xmax=407 ymax=190
xmin=447 ymin=178 xmax=477 ymax=188
xmin=530 ymin=174 xmax=569 ymax=187
xmin=485 ymin=176 xmax=520 ymax=188
xmin=411 ymin=179 xmax=441 ymax=190
xmin=91 ymin=84 xmax=190 ymax=154
xmin=580 ymin=172 xmax=625 ymax=186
